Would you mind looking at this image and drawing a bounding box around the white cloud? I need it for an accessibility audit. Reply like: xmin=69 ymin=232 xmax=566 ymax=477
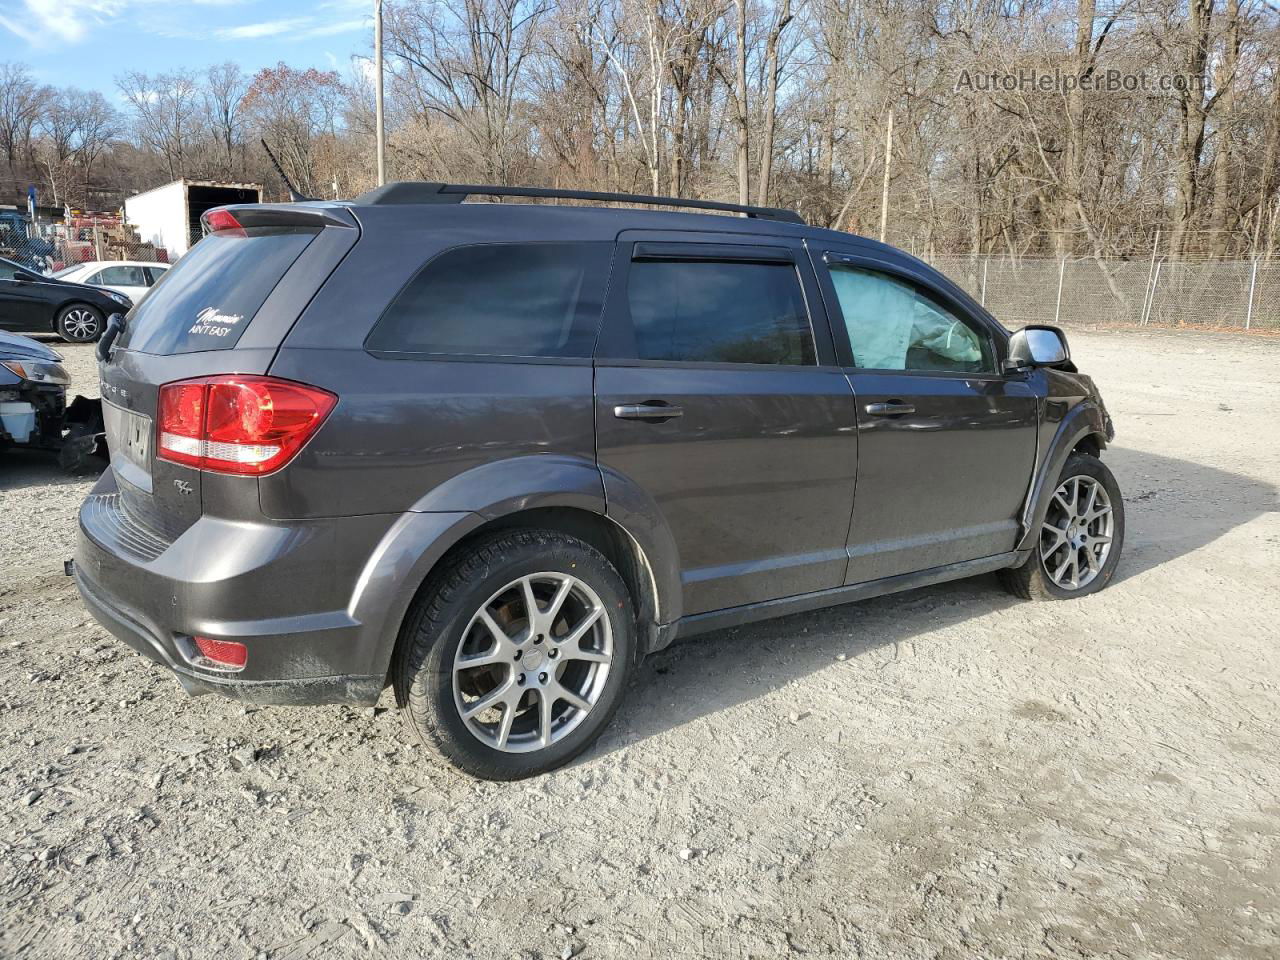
xmin=0 ymin=0 xmax=367 ymax=51
xmin=216 ymin=16 xmax=311 ymax=39
xmin=213 ymin=14 xmax=364 ymax=41
xmin=300 ymin=17 xmax=365 ymax=38
xmin=0 ymin=0 xmax=126 ymax=47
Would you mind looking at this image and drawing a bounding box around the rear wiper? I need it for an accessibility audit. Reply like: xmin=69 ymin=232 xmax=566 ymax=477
xmin=96 ymin=313 xmax=126 ymax=363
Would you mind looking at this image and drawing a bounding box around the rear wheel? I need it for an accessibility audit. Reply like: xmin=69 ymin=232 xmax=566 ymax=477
xmin=56 ymin=304 xmax=104 ymax=343
xmin=1000 ymin=453 xmax=1125 ymax=600
xmin=394 ymin=530 xmax=634 ymax=779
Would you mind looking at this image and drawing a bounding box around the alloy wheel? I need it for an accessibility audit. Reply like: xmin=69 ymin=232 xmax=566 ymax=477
xmin=452 ymin=572 xmax=614 ymax=753
xmin=62 ymin=308 xmax=101 ymax=340
xmin=1040 ymin=475 xmax=1115 ymax=590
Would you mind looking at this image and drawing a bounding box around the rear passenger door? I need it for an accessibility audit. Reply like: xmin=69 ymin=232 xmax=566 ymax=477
xmin=594 ymin=231 xmax=858 ymax=617
xmin=92 ymin=264 xmax=148 ymax=300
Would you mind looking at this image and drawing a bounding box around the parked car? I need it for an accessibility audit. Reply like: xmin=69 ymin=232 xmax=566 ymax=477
xmin=0 ymin=257 xmax=132 ymax=342
xmin=52 ymin=260 xmax=170 ymax=303
xmin=73 ymin=184 xmax=1123 ymax=780
xmin=0 ymin=330 xmax=103 ymax=468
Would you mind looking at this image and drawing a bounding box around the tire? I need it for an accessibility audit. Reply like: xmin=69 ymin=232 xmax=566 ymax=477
xmin=56 ymin=304 xmax=104 ymax=343
xmin=394 ymin=530 xmax=635 ymax=780
xmin=999 ymin=452 xmax=1125 ymax=601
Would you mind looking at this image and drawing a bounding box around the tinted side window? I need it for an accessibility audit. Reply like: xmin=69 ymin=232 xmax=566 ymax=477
xmin=0 ymin=261 xmax=19 ymax=281
xmin=366 ymin=243 xmax=613 ymax=358
xmin=828 ymin=265 xmax=993 ymax=373
xmin=625 ymin=259 xmax=814 ymax=365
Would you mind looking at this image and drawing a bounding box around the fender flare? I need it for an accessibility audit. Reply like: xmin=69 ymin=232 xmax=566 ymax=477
xmin=1016 ymin=401 xmax=1109 ymax=553
xmin=408 ymin=454 xmax=607 ymax=517
xmin=347 ymin=455 xmax=682 ymax=677
xmin=599 ymin=464 xmax=684 ymax=628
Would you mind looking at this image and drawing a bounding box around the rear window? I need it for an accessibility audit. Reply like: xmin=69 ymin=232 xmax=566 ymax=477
xmin=95 ymin=265 xmax=147 ymax=286
xmin=119 ymin=226 xmax=316 ymax=354
xmin=365 ymin=242 xmax=612 ymax=359
xmin=624 ymin=259 xmax=815 ymax=365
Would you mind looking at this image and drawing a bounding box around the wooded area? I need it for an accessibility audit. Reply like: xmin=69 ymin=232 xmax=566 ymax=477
xmin=3 ymin=0 xmax=1278 ymax=259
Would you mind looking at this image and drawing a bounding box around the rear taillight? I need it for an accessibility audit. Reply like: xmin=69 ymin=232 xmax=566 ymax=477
xmin=157 ymin=375 xmax=336 ymax=476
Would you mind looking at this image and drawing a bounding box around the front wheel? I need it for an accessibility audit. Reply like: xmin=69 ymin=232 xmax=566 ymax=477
xmin=394 ymin=530 xmax=635 ymax=780
xmin=56 ymin=304 xmax=104 ymax=343
xmin=1000 ymin=453 xmax=1125 ymax=600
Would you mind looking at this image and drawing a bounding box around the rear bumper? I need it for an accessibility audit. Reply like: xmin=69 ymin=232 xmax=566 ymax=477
xmin=73 ymin=564 xmax=382 ymax=705
xmin=73 ymin=470 xmax=399 ymax=706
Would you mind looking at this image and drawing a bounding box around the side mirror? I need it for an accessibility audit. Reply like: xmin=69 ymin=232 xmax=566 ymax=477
xmin=13 ymin=270 xmax=39 ymax=283
xmin=1007 ymin=325 xmax=1070 ymax=370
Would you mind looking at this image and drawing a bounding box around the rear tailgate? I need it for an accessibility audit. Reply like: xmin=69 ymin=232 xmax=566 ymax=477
xmin=98 ymin=205 xmax=358 ymax=541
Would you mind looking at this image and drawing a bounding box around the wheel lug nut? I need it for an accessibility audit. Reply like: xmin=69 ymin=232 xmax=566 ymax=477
xmin=534 ymin=635 xmax=543 ymax=644
xmin=514 ymin=651 xmax=522 ymax=660
xmin=548 ymin=649 xmax=558 ymax=659
xmin=516 ymin=675 xmax=526 ymax=686
xmin=538 ymin=672 xmax=548 ymax=683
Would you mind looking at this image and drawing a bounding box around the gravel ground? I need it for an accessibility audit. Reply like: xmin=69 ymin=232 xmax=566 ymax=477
xmin=1 ymin=330 xmax=1278 ymax=959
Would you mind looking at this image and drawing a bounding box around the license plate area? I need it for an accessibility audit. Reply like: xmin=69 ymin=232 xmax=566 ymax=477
xmin=103 ymin=400 xmax=152 ymax=481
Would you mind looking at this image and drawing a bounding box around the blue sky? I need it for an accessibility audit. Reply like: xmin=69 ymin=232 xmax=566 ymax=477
xmin=2 ymin=0 xmax=375 ymax=95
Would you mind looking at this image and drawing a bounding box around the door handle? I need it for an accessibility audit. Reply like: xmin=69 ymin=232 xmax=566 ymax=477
xmin=614 ymin=403 xmax=684 ymax=421
xmin=865 ymin=401 xmax=916 ymax=416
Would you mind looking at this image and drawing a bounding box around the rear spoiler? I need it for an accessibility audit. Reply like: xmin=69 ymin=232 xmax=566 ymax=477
xmin=200 ymin=204 xmax=357 ymax=233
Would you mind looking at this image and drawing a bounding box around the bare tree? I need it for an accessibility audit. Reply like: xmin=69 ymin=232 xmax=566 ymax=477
xmin=729 ymin=0 xmax=750 ymax=203
xmin=666 ymin=0 xmax=717 ymax=195
xmin=205 ymin=63 xmax=250 ymax=177
xmin=754 ymin=0 xmax=793 ymax=205
xmin=3 ymin=0 xmax=1280 ymax=259
xmin=1168 ymin=0 xmax=1215 ymax=258
xmin=244 ymin=64 xmax=347 ymax=197
xmin=388 ymin=0 xmax=547 ymax=183
xmin=72 ymin=90 xmax=118 ymax=203
xmin=0 ymin=63 xmax=48 ymax=192
xmin=117 ymin=70 xmax=201 ymax=180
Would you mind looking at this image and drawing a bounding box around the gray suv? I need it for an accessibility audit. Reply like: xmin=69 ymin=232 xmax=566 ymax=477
xmin=74 ymin=183 xmax=1123 ymax=779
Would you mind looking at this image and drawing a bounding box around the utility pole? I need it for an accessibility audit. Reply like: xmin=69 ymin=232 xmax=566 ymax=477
xmin=374 ymin=0 xmax=386 ymax=187
xmin=879 ymin=108 xmax=893 ymax=243
xmin=1141 ymin=227 xmax=1160 ymax=324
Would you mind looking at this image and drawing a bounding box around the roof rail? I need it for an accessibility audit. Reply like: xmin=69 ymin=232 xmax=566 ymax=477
xmin=352 ymin=181 xmax=805 ymax=224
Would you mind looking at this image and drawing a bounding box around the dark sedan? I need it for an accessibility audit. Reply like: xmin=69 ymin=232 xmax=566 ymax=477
xmin=0 ymin=257 xmax=132 ymax=343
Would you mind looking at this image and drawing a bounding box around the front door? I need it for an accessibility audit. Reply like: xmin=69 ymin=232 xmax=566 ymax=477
xmin=0 ymin=262 xmax=43 ymax=331
xmin=594 ymin=232 xmax=858 ymax=616
xmin=811 ymin=248 xmax=1039 ymax=583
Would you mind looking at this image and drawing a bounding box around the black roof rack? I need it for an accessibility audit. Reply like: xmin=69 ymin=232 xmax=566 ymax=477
xmin=352 ymin=181 xmax=805 ymax=225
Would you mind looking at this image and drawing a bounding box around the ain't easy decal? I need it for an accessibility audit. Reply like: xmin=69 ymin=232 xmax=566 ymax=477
xmin=189 ymin=306 xmax=245 ymax=339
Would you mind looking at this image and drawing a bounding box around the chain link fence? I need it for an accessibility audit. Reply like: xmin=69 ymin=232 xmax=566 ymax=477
xmin=5 ymin=212 xmax=1279 ymax=334
xmin=1 ymin=216 xmax=170 ymax=276
xmin=927 ymin=255 xmax=1279 ymax=332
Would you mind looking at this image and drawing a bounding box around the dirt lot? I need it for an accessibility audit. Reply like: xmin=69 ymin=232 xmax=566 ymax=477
xmin=1 ymin=330 xmax=1277 ymax=959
